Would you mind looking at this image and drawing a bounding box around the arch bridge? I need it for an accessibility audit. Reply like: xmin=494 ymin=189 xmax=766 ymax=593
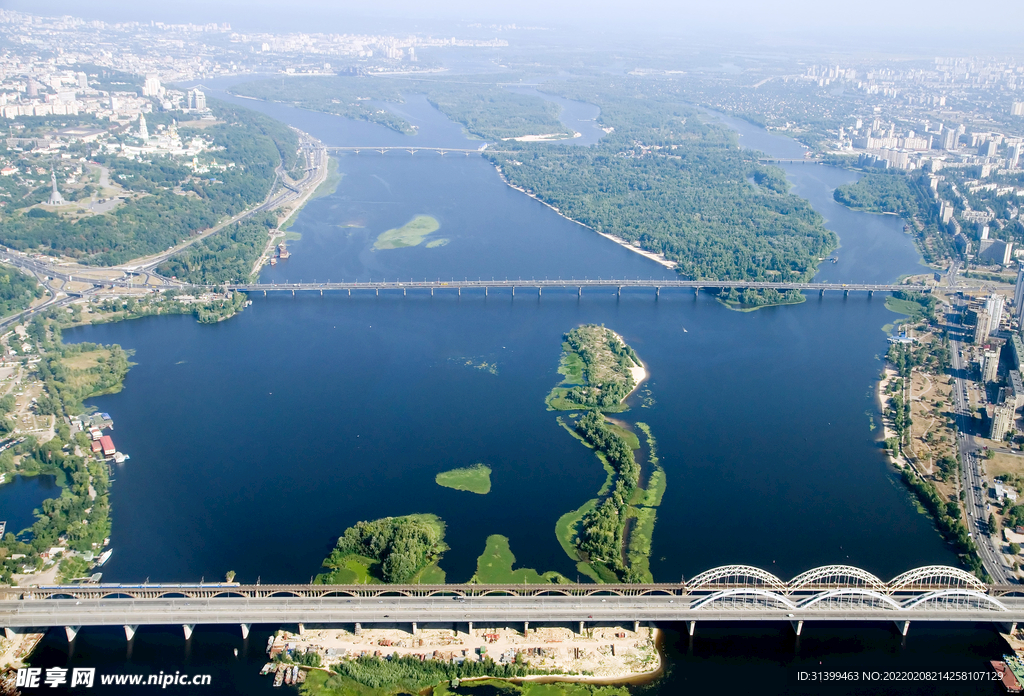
xmin=3 ymin=565 xmax=1023 ymax=642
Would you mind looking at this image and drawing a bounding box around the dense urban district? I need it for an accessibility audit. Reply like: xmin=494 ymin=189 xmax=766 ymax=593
xmin=3 ymin=5 xmax=1024 ymax=695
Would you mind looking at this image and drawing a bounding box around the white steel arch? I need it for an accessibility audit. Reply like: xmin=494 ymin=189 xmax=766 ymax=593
xmin=799 ymin=589 xmax=902 ymax=611
xmin=788 ymin=565 xmax=886 ymax=592
xmin=686 ymin=566 xmax=785 ymax=591
xmin=692 ymin=589 xmax=798 ymax=611
xmin=901 ymin=590 xmax=1008 ymax=612
xmin=888 ymin=566 xmax=986 ymax=592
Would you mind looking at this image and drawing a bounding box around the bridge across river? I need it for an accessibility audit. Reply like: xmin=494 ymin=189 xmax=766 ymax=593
xmin=3 ymin=565 xmax=1020 ymax=641
xmin=210 ymin=278 xmax=927 ymax=298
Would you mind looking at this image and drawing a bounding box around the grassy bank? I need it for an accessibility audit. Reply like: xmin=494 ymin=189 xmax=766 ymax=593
xmin=470 ymin=535 xmax=570 ymax=584
xmin=373 ymin=215 xmax=440 ymax=250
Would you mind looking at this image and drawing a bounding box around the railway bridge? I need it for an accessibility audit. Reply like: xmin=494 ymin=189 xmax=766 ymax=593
xmin=3 ymin=565 xmax=1020 ymax=642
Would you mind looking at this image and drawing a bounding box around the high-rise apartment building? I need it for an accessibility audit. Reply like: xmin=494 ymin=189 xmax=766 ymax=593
xmin=1015 ymin=267 xmax=1024 ymax=319
xmin=983 ymin=347 xmax=1001 ymax=383
xmin=975 ymin=308 xmax=991 ymax=343
xmin=1012 ymin=102 xmax=1024 ymax=117
xmin=991 ymin=401 xmax=1016 ymax=440
xmin=987 ymin=293 xmax=1006 ymax=332
xmin=142 ymin=74 xmax=163 ymax=98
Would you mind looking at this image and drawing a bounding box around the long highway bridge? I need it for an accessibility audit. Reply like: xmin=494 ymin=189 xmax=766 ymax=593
xmin=210 ymin=278 xmax=928 ymax=297
xmin=3 ymin=566 xmax=1022 ymax=642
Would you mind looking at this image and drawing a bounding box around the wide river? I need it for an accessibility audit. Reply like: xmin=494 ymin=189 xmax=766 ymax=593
xmin=23 ymin=86 xmax=1009 ymax=694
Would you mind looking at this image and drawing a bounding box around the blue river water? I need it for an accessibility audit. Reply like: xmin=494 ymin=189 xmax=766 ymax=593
xmin=17 ymin=86 xmax=1010 ymax=694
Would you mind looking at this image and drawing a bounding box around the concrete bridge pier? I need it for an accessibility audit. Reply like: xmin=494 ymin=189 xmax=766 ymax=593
xmin=694 ymin=287 xmax=699 ymax=296
xmin=687 ymin=621 xmax=696 ymax=636
xmin=411 ymin=622 xmax=418 ymax=635
xmin=578 ymin=287 xmax=582 ymax=297
xmin=298 ymin=623 xmax=305 ymax=636
xmin=375 ymin=288 xmax=379 ymax=296
xmin=241 ymin=624 xmax=251 ymax=640
xmin=844 ymin=289 xmax=849 ymax=297
xmin=467 ymin=622 xmax=473 ymax=636
xmin=634 ymin=621 xmax=641 ymax=634
xmin=65 ymin=626 xmax=80 ymax=642
xmin=656 ymin=287 xmax=660 ymax=298
xmin=868 ymin=290 xmax=873 ymax=297
xmin=4 ymin=628 xmax=16 ymax=640
xmin=1001 ymin=622 xmax=1017 ymax=636
xmin=485 ymin=287 xmax=488 ymax=296
xmin=578 ymin=621 xmax=585 ymax=636
xmin=320 ymin=289 xmax=323 ymax=296
xmin=458 ymin=287 xmax=461 ymax=296
xmin=790 ymin=620 xmax=804 ymax=637
xmin=819 ymin=289 xmax=824 ymax=297
xmin=354 ymin=623 xmax=362 ymax=636
xmin=617 ymin=286 xmax=621 ymax=297
xmin=263 ymin=290 xmax=266 ymax=296
xmin=430 ymin=288 xmax=434 ymax=296
xmin=894 ymin=620 xmax=910 ymax=637
xmin=124 ymin=625 xmax=138 ymax=641
xmin=183 ymin=624 xmax=195 ymax=641
xmin=524 ymin=621 xmax=529 ymax=635
xmin=291 ymin=289 xmax=294 ymax=296
xmin=512 ymin=287 xmax=515 ymax=297
xmin=348 ymin=289 xmax=351 ymax=296
xmin=403 ymin=288 xmax=406 ymax=296
xmin=538 ymin=287 xmax=541 ymax=296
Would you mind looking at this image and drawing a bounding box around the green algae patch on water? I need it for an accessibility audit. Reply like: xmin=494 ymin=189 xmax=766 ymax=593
xmin=373 ymin=214 xmax=440 ymax=249
xmin=470 ymin=534 xmax=570 ymax=584
xmin=435 ymin=463 xmax=491 ymax=494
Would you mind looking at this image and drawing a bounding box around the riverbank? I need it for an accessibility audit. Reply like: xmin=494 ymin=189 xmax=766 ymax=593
xmin=492 ymin=164 xmax=677 ymax=270
xmin=270 ymin=624 xmax=661 ymax=694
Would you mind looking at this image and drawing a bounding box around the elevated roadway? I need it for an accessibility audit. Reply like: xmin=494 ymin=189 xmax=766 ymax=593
xmin=3 ymin=565 xmax=1020 ymax=640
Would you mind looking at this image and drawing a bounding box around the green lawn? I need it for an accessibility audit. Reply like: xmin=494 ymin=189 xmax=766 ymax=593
xmin=410 ymin=563 xmax=446 ymax=584
xmin=315 ymin=554 xmax=382 ymax=584
xmin=471 ymin=534 xmax=570 ymax=584
xmin=373 ymin=214 xmax=440 ymax=249
xmin=435 ymin=463 xmax=491 ymax=494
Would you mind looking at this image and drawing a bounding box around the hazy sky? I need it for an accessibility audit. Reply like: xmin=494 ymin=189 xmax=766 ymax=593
xmin=7 ymin=0 xmax=1024 ymax=49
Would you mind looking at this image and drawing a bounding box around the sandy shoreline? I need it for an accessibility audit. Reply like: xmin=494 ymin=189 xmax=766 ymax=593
xmin=503 ymin=131 xmax=582 ymax=142
xmin=492 ymin=164 xmax=677 ymax=270
xmin=608 ymin=329 xmax=648 ymax=402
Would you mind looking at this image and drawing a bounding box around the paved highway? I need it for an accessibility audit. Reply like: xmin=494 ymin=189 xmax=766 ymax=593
xmin=3 ymin=593 xmax=1022 ymax=632
xmin=949 ymin=293 xmax=1012 ymax=584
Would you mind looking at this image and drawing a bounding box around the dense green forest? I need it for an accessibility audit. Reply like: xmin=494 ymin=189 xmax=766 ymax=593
xmin=489 ymin=80 xmax=837 ymax=282
xmin=571 ymin=412 xmax=647 ymax=582
xmin=0 ymin=101 xmax=296 ymax=265
xmin=0 ymin=263 xmax=43 ymax=317
xmin=230 ymin=75 xmax=570 ymax=141
xmin=157 ymin=211 xmax=277 ymax=283
xmin=314 ymin=514 xmax=448 ymax=584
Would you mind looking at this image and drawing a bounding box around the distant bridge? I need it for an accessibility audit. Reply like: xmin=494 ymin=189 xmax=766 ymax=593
xmin=325 ymin=146 xmax=505 ymax=156
xmin=3 ymin=565 xmax=1021 ymax=641
xmin=209 ymin=278 xmax=928 ymax=298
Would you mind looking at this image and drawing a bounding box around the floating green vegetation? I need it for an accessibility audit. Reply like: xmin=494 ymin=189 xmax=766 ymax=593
xmin=314 ymin=514 xmax=447 ymax=584
xmin=546 ymin=325 xmax=643 ymax=412
xmin=470 ymin=534 xmax=570 ymax=584
xmin=435 ymin=463 xmax=492 ymax=495
xmin=425 ymin=238 xmax=449 ymax=248
xmin=373 ymin=214 xmax=440 ymax=249
xmin=450 ymin=356 xmax=499 ymax=375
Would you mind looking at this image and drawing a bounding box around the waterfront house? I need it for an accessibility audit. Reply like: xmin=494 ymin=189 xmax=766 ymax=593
xmin=99 ymin=435 xmax=116 ymax=457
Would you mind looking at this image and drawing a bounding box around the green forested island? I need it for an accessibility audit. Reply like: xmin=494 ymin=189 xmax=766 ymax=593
xmin=314 ymin=514 xmax=448 ymax=584
xmin=548 ymin=327 xmax=665 ymax=583
xmin=489 ymin=80 xmax=837 ymax=284
xmin=547 ymin=325 xmax=643 ymax=411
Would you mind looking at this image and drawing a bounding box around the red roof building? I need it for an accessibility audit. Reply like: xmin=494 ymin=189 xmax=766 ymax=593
xmin=100 ymin=435 xmax=115 ymax=456
xmin=90 ymin=440 xmax=101 ymax=453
